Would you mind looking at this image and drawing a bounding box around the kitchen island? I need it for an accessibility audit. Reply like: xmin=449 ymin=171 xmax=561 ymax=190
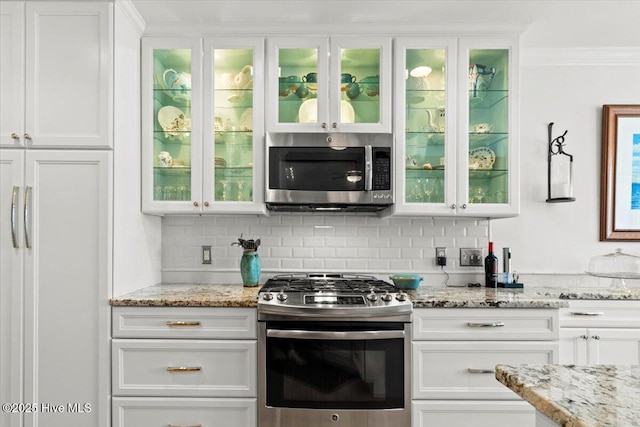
xmin=495 ymin=364 xmax=640 ymax=427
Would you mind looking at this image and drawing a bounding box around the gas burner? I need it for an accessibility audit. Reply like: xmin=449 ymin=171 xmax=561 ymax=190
xmin=260 ymin=273 xmax=399 ymax=294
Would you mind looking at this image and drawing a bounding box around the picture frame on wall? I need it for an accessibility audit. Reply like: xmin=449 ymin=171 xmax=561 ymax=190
xmin=600 ymin=104 xmax=640 ymax=241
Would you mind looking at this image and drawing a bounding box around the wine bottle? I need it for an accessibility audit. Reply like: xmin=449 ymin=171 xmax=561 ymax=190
xmin=484 ymin=241 xmax=498 ymax=288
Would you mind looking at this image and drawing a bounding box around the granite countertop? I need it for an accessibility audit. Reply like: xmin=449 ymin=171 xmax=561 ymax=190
xmin=109 ymin=283 xmax=640 ymax=308
xmin=495 ymin=364 xmax=640 ymax=427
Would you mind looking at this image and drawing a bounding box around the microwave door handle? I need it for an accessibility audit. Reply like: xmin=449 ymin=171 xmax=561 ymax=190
xmin=266 ymin=329 xmax=405 ymax=341
xmin=365 ymin=145 xmax=373 ymax=191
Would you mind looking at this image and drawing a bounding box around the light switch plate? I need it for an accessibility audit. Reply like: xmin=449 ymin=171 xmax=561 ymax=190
xmin=460 ymin=248 xmax=483 ymax=266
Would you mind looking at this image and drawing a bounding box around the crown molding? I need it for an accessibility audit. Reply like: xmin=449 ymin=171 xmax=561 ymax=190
xmin=522 ymin=47 xmax=640 ymax=66
xmin=115 ymin=0 xmax=146 ymax=36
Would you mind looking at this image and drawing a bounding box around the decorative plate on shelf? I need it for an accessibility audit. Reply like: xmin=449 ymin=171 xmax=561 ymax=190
xmin=158 ymin=106 xmax=190 ymax=138
xmin=469 ymin=147 xmax=495 ymax=170
xmin=240 ymin=108 xmax=253 ymax=131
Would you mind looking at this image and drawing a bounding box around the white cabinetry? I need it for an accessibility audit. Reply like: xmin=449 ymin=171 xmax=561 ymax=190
xmin=559 ymin=301 xmax=640 ymax=365
xmin=394 ymin=36 xmax=519 ymax=217
xmin=266 ymin=36 xmax=392 ymax=133
xmin=111 ymin=307 xmax=257 ymax=427
xmin=412 ymin=308 xmax=559 ymax=427
xmin=141 ymin=37 xmax=265 ymax=214
xmin=0 ymin=2 xmax=111 ymax=148
xmin=0 ymin=149 xmax=111 ymax=427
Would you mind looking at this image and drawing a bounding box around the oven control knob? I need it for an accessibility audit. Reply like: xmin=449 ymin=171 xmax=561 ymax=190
xmin=381 ymin=291 xmax=393 ymax=302
xmin=396 ymin=291 xmax=407 ymax=302
xmin=277 ymin=290 xmax=288 ymax=301
xmin=262 ymin=292 xmax=274 ymax=301
xmin=366 ymin=291 xmax=378 ymax=302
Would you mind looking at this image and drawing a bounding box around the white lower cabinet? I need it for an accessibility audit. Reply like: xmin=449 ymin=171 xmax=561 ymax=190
xmin=559 ymin=301 xmax=640 ymax=365
xmin=411 ymin=308 xmax=559 ymax=427
xmin=111 ymin=307 xmax=257 ymax=427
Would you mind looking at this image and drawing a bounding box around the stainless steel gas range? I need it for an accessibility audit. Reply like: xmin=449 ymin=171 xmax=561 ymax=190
xmin=257 ymin=273 xmax=413 ymax=427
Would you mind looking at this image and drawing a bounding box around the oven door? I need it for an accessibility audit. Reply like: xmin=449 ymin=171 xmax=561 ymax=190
xmin=259 ymin=321 xmax=410 ymax=427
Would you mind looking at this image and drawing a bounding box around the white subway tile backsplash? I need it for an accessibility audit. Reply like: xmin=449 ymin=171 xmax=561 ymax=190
xmin=161 ymin=214 xmax=491 ymax=282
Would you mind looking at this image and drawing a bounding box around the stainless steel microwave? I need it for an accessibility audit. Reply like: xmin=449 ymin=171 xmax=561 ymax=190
xmin=265 ymin=133 xmax=393 ymax=212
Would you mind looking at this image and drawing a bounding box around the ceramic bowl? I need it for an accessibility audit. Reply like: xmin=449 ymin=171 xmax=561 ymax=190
xmin=389 ymin=274 xmax=423 ymax=289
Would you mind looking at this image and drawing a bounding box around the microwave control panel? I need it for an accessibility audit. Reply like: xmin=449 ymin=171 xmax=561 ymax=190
xmin=373 ymin=149 xmax=391 ymax=190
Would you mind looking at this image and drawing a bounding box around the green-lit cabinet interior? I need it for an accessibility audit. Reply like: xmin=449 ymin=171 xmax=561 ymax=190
xmin=142 ymin=37 xmax=264 ymax=214
xmin=394 ymin=37 xmax=519 ymax=217
xmin=266 ymin=37 xmax=391 ymax=133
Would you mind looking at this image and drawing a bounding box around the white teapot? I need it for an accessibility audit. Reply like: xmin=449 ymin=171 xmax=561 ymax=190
xmin=233 ymin=65 xmax=253 ymax=89
xmin=157 ymin=151 xmax=173 ymax=167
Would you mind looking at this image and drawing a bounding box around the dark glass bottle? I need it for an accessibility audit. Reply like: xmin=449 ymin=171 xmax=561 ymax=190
xmin=484 ymin=241 xmax=498 ymax=288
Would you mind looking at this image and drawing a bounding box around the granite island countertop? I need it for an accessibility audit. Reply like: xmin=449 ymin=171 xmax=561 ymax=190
xmin=495 ymin=364 xmax=640 ymax=427
xmin=109 ymin=283 xmax=640 ymax=308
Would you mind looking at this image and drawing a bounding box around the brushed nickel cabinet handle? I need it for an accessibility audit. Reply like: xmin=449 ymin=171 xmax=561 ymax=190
xmin=11 ymin=186 xmax=19 ymax=248
xmin=467 ymin=368 xmax=495 ymax=374
xmin=203 ymin=201 xmax=210 ymax=207
xmin=24 ymin=133 xmax=32 ymax=140
xmin=24 ymin=186 xmax=32 ymax=249
xmin=570 ymin=311 xmax=604 ymax=316
xmin=166 ymin=366 xmax=202 ymax=372
xmin=321 ymin=122 xmax=327 ymax=129
xmin=166 ymin=321 xmax=201 ymax=327
xmin=580 ymin=334 xmax=588 ymax=340
xmin=461 ymin=203 xmax=467 ymax=209
xmin=168 ymin=424 xmax=202 ymax=427
xmin=592 ymin=335 xmax=600 ymax=340
xmin=467 ymin=322 xmax=505 ymax=328
xmin=332 ymin=122 xmax=337 ymax=128
xmin=11 ymin=132 xmax=20 ymax=140
xmin=450 ymin=204 xmax=456 ymax=209
xmin=193 ymin=201 xmax=199 ymax=207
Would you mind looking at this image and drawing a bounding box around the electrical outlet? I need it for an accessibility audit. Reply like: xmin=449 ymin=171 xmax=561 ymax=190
xmin=202 ymin=246 xmax=212 ymax=264
xmin=436 ymin=247 xmax=447 ymax=266
xmin=460 ymin=248 xmax=483 ymax=266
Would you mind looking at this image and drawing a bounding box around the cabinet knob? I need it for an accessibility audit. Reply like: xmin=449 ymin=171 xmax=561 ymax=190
xmin=203 ymin=201 xmax=210 ymax=207
xmin=332 ymin=122 xmax=337 ymax=128
xmin=461 ymin=203 xmax=467 ymax=209
xmin=193 ymin=201 xmax=199 ymax=207
xmin=592 ymin=335 xmax=600 ymax=340
xmin=24 ymin=133 xmax=32 ymax=140
xmin=580 ymin=335 xmax=588 ymax=340
xmin=450 ymin=204 xmax=456 ymax=209
xmin=11 ymin=133 xmax=20 ymax=140
xmin=321 ymin=122 xmax=327 ymax=129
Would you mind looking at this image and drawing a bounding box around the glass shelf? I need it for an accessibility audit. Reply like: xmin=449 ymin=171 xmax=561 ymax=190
xmin=468 ymin=90 xmax=508 ymax=110
xmin=154 ymin=166 xmax=191 ymax=176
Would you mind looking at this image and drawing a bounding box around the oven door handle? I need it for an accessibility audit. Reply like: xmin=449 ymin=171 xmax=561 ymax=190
xmin=364 ymin=145 xmax=373 ymax=191
xmin=266 ymin=329 xmax=404 ymax=340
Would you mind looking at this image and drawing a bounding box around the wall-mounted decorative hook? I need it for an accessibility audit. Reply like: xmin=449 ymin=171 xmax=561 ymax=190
xmin=546 ymin=122 xmax=576 ymax=203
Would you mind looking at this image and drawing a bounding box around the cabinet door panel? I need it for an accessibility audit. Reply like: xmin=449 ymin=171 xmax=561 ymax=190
xmin=559 ymin=328 xmax=589 ymax=365
xmin=589 ymin=328 xmax=640 ymax=365
xmin=412 ymin=400 xmax=534 ymax=427
xmin=112 ymin=397 xmax=256 ymax=427
xmin=23 ymin=150 xmax=111 ymax=427
xmin=25 ymin=3 xmax=111 ymax=148
xmin=0 ymin=2 xmax=25 ymax=147
xmin=412 ymin=341 xmax=558 ymax=400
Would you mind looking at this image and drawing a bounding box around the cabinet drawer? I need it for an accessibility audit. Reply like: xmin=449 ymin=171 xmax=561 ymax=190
xmin=112 ymin=340 xmax=257 ymax=397
xmin=112 ymin=307 xmax=257 ymax=339
xmin=560 ymin=301 xmax=640 ymax=328
xmin=412 ymin=400 xmax=534 ymax=427
xmin=112 ymin=397 xmax=256 ymax=427
xmin=411 ymin=341 xmax=558 ymax=400
xmin=413 ymin=308 xmax=559 ymax=340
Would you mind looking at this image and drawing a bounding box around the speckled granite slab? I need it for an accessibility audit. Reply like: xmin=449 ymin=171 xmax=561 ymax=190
xmin=496 ymin=364 xmax=640 ymax=427
xmin=408 ymin=286 xmax=569 ymax=308
xmin=110 ymin=283 xmax=260 ymax=307
xmin=110 ymin=283 xmax=640 ymax=308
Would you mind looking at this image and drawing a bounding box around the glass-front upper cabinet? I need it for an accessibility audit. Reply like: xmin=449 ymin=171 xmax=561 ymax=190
xmin=458 ymin=37 xmax=519 ymax=217
xmin=142 ymin=37 xmax=202 ymax=214
xmin=394 ymin=38 xmax=457 ymax=216
xmin=266 ymin=37 xmax=391 ymax=133
xmin=202 ymin=38 xmax=265 ymax=214
xmin=394 ymin=37 xmax=519 ymax=217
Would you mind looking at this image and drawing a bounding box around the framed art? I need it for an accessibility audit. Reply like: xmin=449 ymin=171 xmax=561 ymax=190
xmin=600 ymin=104 xmax=640 ymax=241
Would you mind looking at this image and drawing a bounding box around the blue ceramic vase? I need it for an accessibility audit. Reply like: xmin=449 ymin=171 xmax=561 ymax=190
xmin=240 ymin=250 xmax=261 ymax=287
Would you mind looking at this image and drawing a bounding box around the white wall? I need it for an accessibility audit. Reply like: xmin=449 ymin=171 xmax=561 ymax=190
xmin=154 ymin=1 xmax=640 ymax=286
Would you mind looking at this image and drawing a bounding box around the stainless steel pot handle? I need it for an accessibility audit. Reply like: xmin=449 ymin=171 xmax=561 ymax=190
xmin=11 ymin=186 xmax=19 ymax=248
xmin=266 ymin=329 xmax=405 ymax=341
xmin=24 ymin=186 xmax=32 ymax=249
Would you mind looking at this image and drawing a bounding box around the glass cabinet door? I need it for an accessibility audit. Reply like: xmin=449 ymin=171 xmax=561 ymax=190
xmin=330 ymin=37 xmax=392 ymax=133
xmin=459 ymin=38 xmax=519 ymax=217
xmin=203 ymin=38 xmax=265 ymax=214
xmin=266 ymin=37 xmax=391 ymax=133
xmin=394 ymin=38 xmax=457 ymax=215
xmin=142 ymin=38 xmax=202 ymax=214
xmin=266 ymin=37 xmax=329 ymax=132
